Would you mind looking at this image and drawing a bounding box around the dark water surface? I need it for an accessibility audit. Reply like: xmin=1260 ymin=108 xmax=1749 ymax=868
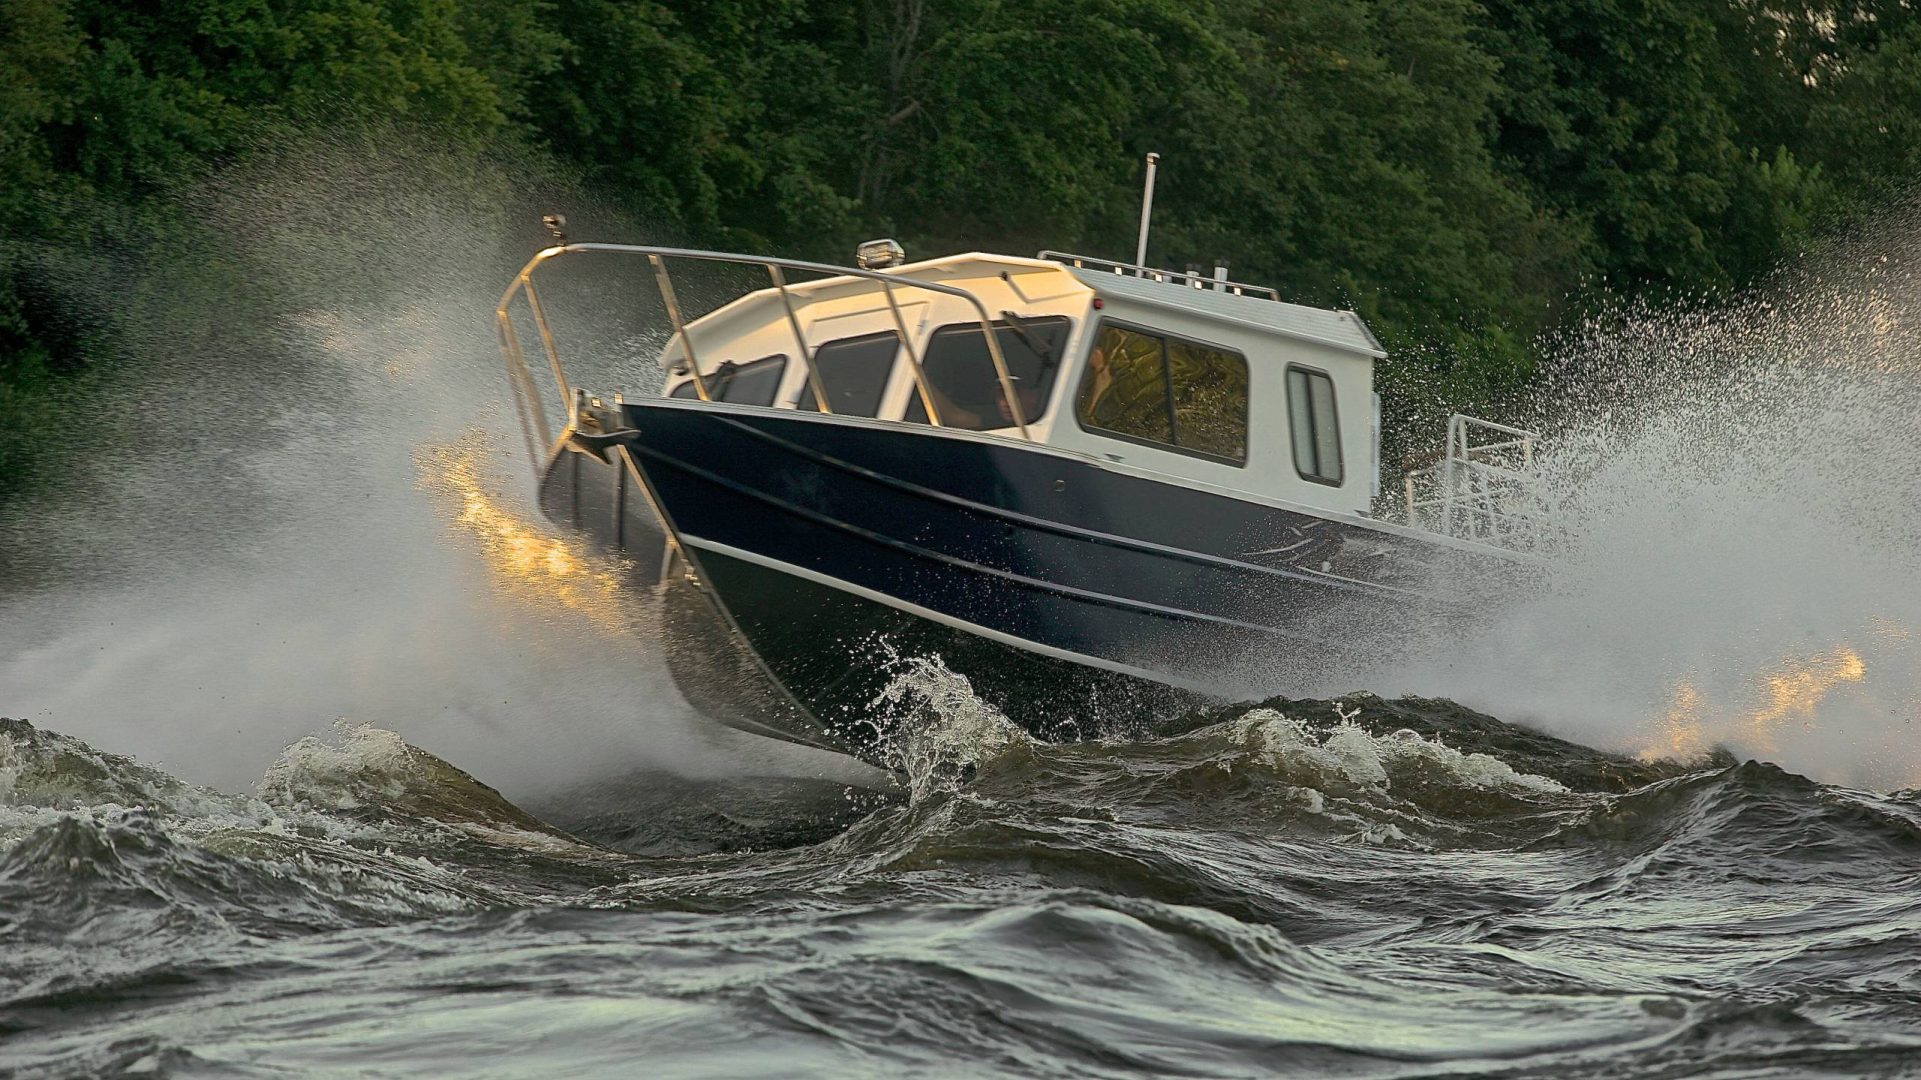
xmin=6 ymin=138 xmax=1921 ymax=1079
xmin=5 ymin=682 xmax=1921 ymax=1079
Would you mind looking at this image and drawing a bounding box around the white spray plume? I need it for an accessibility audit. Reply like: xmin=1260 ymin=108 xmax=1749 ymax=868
xmin=1379 ymin=211 xmax=1921 ymax=790
xmin=0 ymin=132 xmax=853 ymax=794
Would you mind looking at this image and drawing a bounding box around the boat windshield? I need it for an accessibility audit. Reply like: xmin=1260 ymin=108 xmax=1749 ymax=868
xmin=796 ymin=332 xmax=901 ymax=416
xmin=670 ymin=354 xmax=789 ymax=406
xmin=905 ymin=316 xmax=1071 ymax=430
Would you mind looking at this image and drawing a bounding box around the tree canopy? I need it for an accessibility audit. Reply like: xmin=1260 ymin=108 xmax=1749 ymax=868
xmin=2 ymin=0 xmax=1917 ymax=493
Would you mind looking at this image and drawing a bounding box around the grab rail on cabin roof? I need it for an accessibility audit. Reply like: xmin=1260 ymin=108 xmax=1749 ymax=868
xmin=495 ymin=243 xmax=1032 ymax=466
xmin=1037 ymin=250 xmax=1282 ymax=301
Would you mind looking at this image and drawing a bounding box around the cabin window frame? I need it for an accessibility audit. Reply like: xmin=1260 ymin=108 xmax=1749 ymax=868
xmin=1285 ymin=363 xmax=1344 ymax=486
xmin=668 ymin=353 xmax=790 ymax=406
xmin=903 ymin=314 xmax=1075 ymax=430
xmin=794 ymin=329 xmax=901 ymax=417
xmin=1072 ymin=318 xmax=1250 ymax=468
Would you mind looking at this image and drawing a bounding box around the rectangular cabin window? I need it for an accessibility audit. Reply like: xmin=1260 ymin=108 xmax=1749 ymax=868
xmin=904 ymin=316 xmax=1071 ymax=430
xmin=795 ymin=331 xmax=899 ymax=417
xmin=668 ymin=354 xmax=788 ymax=406
xmin=1166 ymin=338 xmax=1249 ymax=463
xmin=1076 ymin=323 xmax=1248 ymax=465
xmin=1286 ymin=366 xmax=1343 ymax=485
xmin=1078 ymin=325 xmax=1172 ymax=444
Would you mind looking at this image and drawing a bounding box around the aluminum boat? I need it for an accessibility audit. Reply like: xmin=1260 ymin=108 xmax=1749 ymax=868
xmin=494 ymin=225 xmax=1546 ymax=763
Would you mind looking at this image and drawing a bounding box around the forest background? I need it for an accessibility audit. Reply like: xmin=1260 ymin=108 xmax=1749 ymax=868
xmin=3 ymin=0 xmax=1918 ymax=497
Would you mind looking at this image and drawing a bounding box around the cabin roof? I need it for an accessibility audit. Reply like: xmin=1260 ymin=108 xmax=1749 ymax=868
xmin=673 ymin=248 xmax=1386 ymax=365
xmin=1064 ymin=267 xmax=1386 ymax=359
xmin=681 ymin=252 xmax=1087 ymax=333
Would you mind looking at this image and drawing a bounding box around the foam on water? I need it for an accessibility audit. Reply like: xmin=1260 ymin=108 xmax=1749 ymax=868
xmin=1227 ymin=707 xmax=1569 ymax=796
xmin=868 ymin=652 xmax=1030 ymax=801
xmin=256 ymin=720 xmax=612 ymax=859
xmin=5 ymin=701 xmax=1921 ymax=1077
xmin=0 ymin=716 xmax=263 ymax=826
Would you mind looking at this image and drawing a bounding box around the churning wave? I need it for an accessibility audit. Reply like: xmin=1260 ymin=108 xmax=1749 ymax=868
xmin=5 ymin=664 xmax=1921 ymax=1078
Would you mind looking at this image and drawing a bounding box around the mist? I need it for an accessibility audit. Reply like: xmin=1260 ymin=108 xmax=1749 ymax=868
xmin=0 ymin=132 xmax=850 ymax=794
xmin=1381 ymin=213 xmax=1921 ymax=790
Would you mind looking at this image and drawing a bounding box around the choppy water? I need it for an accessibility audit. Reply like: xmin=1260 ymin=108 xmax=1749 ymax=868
xmin=7 ymin=671 xmax=1921 ymax=1078
xmin=5 ymin=145 xmax=1921 ymax=1078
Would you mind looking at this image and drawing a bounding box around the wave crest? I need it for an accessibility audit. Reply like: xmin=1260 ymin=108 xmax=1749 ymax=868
xmin=1228 ymin=707 xmax=1570 ymax=796
xmin=868 ymin=654 xmax=1030 ymax=801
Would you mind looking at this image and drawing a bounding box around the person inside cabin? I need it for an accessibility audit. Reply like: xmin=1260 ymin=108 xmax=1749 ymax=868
xmin=905 ymin=315 xmax=1071 ymax=430
xmin=1082 ymin=341 xmax=1113 ymax=408
xmin=995 ymin=378 xmax=1043 ymax=426
xmin=917 ymin=375 xmax=1041 ymax=429
xmin=1079 ymin=326 xmax=1149 ymax=431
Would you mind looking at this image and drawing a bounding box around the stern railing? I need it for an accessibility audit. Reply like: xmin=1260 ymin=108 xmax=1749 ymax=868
xmin=1403 ymin=414 xmax=1552 ymax=551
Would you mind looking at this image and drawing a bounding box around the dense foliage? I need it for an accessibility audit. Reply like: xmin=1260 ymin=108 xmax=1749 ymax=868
xmin=3 ymin=0 xmax=1918 ymax=493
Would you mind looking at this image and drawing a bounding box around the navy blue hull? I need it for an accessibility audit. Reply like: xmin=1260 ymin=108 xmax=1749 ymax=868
xmin=681 ymin=546 xmax=1196 ymax=756
xmin=543 ymin=400 xmax=1484 ymax=760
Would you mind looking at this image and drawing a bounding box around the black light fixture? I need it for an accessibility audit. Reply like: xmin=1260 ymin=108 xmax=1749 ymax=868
xmin=542 ymin=214 xmax=568 ymax=245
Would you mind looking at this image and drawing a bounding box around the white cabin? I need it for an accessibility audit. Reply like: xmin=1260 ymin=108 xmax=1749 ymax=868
xmin=657 ymin=250 xmax=1384 ymax=516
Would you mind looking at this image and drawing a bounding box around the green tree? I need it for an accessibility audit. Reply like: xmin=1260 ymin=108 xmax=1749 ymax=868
xmin=0 ymin=0 xmax=555 ymax=496
xmin=1480 ymin=0 xmax=1760 ymax=293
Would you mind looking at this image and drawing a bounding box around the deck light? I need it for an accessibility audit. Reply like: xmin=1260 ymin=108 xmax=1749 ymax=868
xmin=542 ymin=214 xmax=567 ymax=245
xmin=856 ymin=239 xmax=906 ymax=269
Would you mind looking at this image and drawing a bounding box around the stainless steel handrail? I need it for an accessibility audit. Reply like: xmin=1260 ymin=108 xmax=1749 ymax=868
xmin=1401 ymin=413 xmax=1547 ymax=551
xmin=768 ymin=265 xmax=832 ymax=415
xmin=495 ymin=243 xmax=1032 ymax=459
xmin=495 ymin=303 xmax=552 ymax=456
xmin=1036 ymin=250 xmax=1282 ymax=301
xmin=648 ymin=254 xmax=710 ymax=402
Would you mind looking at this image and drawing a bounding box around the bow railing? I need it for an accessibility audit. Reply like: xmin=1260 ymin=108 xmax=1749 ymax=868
xmin=495 ymin=243 xmax=1031 ymax=467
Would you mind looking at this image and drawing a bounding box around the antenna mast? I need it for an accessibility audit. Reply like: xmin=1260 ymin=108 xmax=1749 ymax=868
xmin=1134 ymin=152 xmax=1160 ymax=273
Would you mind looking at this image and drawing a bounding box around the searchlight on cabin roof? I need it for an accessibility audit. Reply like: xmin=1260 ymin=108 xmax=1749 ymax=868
xmin=855 ymin=238 xmax=906 ymax=270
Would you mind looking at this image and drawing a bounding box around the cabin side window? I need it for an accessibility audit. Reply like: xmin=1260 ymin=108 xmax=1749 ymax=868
xmin=1166 ymin=338 xmax=1249 ymax=463
xmin=1076 ymin=323 xmax=1247 ymax=465
xmin=796 ymin=331 xmax=899 ymax=416
xmin=669 ymin=354 xmax=789 ymax=406
xmin=1286 ymin=365 xmax=1343 ymax=485
xmin=904 ymin=316 xmax=1071 ymax=430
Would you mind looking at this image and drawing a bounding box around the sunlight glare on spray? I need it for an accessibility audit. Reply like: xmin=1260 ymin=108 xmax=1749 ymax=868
xmin=1643 ymin=682 xmax=1711 ymax=764
xmin=417 ymin=437 xmax=631 ymax=626
xmin=1746 ymin=645 xmax=1866 ymax=749
xmin=1640 ymin=641 xmax=1873 ymax=763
